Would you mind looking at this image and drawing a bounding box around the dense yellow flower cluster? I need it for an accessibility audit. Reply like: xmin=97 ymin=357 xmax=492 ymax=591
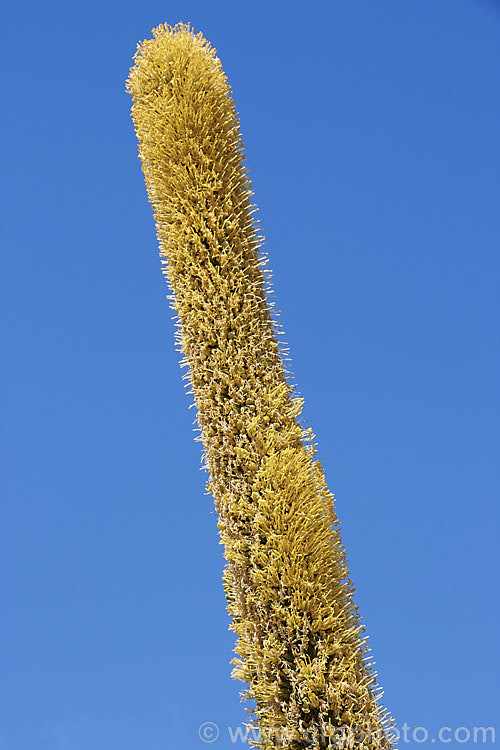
xmin=127 ymin=23 xmax=393 ymax=749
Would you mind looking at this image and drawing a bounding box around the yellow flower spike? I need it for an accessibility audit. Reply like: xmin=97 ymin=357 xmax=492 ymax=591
xmin=127 ymin=22 xmax=394 ymax=750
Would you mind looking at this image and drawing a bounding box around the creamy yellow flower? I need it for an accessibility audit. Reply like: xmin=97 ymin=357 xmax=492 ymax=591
xmin=127 ymin=22 xmax=394 ymax=749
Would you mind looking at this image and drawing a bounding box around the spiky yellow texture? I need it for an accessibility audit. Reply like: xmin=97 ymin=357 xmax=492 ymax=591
xmin=127 ymin=23 xmax=393 ymax=749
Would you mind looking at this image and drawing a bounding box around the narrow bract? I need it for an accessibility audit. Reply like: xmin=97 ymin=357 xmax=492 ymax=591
xmin=127 ymin=23 xmax=393 ymax=749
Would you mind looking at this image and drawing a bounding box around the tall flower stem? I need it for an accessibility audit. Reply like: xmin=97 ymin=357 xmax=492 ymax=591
xmin=127 ymin=23 xmax=393 ymax=749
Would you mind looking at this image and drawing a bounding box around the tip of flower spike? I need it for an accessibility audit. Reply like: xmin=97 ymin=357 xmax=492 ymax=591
xmin=126 ymin=21 xmax=220 ymax=100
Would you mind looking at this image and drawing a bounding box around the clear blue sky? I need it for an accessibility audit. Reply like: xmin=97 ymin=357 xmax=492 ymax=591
xmin=1 ymin=1 xmax=499 ymax=748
